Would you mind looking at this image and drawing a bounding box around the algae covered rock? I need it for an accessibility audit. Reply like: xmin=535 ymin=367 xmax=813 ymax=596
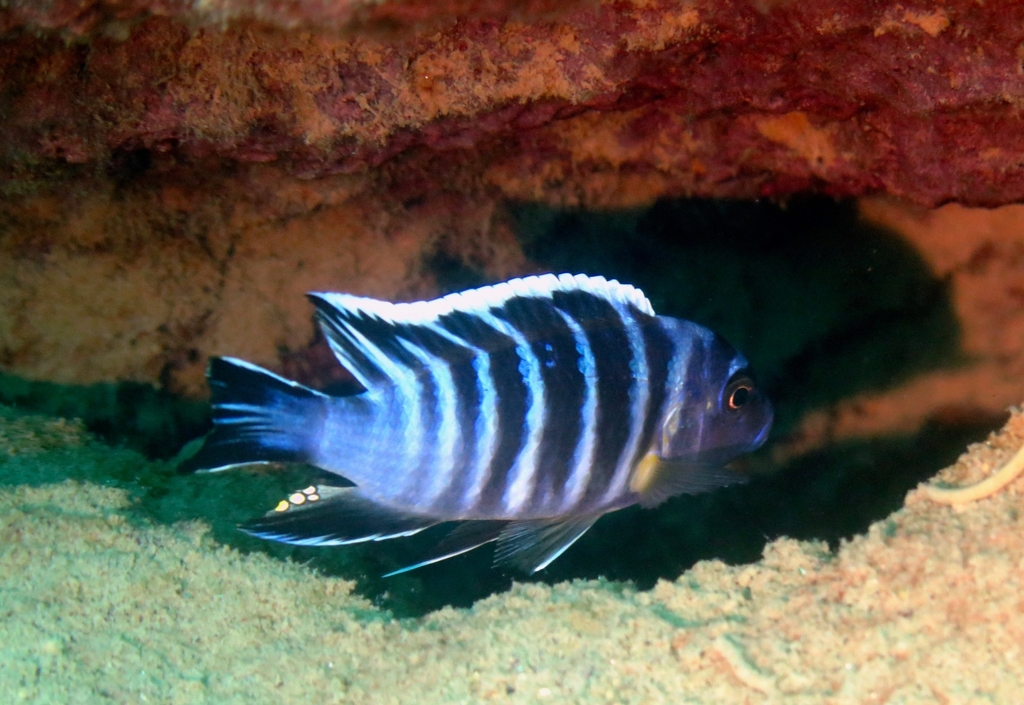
xmin=2 ymin=404 xmax=1024 ymax=702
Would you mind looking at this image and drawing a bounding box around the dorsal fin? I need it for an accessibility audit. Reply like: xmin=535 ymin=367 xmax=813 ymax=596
xmin=309 ymin=273 xmax=655 ymax=391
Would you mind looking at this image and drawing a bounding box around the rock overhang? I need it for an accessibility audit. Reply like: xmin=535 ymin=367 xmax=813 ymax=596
xmin=3 ymin=0 xmax=1024 ymax=206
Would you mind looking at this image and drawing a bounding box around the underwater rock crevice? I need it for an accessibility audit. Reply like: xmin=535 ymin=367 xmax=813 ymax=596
xmin=5 ymin=1 xmax=1024 ymax=205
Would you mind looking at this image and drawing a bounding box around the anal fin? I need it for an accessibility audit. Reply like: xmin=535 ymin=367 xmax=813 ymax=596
xmin=242 ymin=486 xmax=438 ymax=547
xmin=494 ymin=515 xmax=600 ymax=573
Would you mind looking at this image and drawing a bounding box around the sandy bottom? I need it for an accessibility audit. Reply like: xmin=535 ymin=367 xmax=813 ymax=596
xmin=2 ymin=407 xmax=1023 ymax=704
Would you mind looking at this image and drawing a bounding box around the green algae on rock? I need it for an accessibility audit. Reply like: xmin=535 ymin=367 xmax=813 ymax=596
xmin=2 ymin=405 xmax=1024 ymax=702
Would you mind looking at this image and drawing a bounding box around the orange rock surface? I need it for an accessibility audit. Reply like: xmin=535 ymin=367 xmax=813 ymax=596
xmin=0 ymin=168 xmax=528 ymax=395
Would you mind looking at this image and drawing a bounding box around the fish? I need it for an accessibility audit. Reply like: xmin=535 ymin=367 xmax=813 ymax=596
xmin=180 ymin=273 xmax=773 ymax=575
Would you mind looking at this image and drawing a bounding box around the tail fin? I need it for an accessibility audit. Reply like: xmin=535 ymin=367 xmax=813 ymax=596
xmin=178 ymin=357 xmax=328 ymax=473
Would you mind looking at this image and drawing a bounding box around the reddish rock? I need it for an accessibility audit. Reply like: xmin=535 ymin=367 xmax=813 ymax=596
xmin=0 ymin=0 xmax=583 ymax=36
xmin=3 ymin=1 xmax=1024 ymax=205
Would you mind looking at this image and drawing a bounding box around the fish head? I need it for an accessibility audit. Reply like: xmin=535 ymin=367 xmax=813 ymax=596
xmin=655 ymin=321 xmax=773 ymax=465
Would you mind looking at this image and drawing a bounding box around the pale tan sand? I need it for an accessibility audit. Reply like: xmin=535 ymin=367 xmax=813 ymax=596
xmin=2 ymin=408 xmax=1023 ymax=703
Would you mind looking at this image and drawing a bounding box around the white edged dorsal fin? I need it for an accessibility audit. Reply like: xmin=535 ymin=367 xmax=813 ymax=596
xmin=314 ymin=273 xmax=653 ymax=326
xmin=629 ymin=453 xmax=749 ymax=509
xmin=493 ymin=515 xmax=601 ymax=573
xmin=309 ymin=274 xmax=655 ymax=392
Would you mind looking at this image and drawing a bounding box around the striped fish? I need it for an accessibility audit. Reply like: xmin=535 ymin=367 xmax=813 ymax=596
xmin=181 ymin=274 xmax=773 ymax=574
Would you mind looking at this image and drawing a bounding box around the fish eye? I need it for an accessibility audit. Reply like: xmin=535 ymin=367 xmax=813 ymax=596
xmin=724 ymin=375 xmax=755 ymax=412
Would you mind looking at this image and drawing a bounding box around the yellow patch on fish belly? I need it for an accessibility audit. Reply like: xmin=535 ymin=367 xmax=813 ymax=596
xmin=629 ymin=452 xmax=664 ymax=495
xmin=923 ymin=442 xmax=1024 ymax=505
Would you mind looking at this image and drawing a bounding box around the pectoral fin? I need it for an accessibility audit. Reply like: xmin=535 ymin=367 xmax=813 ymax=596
xmin=630 ymin=452 xmax=748 ymax=508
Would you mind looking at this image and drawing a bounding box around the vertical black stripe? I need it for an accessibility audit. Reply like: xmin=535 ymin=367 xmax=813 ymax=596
xmin=387 ymin=339 xmax=440 ymax=506
xmin=551 ymin=290 xmax=635 ymax=508
xmin=499 ymin=296 xmax=585 ymax=515
xmin=439 ymin=310 xmax=527 ymax=515
xmin=402 ymin=324 xmax=481 ymax=514
xmin=477 ymin=343 xmax=528 ymax=514
xmin=631 ymin=317 xmax=677 ymax=470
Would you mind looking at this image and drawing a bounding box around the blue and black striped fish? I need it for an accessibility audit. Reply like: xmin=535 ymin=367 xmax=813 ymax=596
xmin=181 ymin=274 xmax=773 ymax=574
